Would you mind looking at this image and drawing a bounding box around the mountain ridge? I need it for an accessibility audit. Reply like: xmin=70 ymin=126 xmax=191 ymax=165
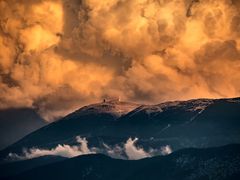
xmin=3 ymin=144 xmax=240 ymax=180
xmin=1 ymin=96 xmax=240 ymax=162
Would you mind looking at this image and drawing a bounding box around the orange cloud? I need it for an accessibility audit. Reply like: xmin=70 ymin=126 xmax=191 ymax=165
xmin=0 ymin=0 xmax=240 ymax=121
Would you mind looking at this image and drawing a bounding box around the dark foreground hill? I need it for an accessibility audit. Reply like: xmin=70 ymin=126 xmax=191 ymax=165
xmin=1 ymin=97 xmax=240 ymax=160
xmin=0 ymin=155 xmax=66 ymax=179
xmin=3 ymin=144 xmax=240 ymax=180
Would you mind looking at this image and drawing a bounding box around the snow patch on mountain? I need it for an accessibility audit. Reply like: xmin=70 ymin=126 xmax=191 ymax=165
xmin=128 ymin=99 xmax=213 ymax=116
xmin=226 ymin=98 xmax=240 ymax=103
xmin=183 ymin=99 xmax=213 ymax=112
xmin=74 ymin=100 xmax=140 ymax=118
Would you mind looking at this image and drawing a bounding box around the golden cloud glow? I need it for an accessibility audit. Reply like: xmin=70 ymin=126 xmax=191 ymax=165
xmin=0 ymin=0 xmax=240 ymax=120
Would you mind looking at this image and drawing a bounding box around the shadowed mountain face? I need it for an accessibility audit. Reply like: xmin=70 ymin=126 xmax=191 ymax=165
xmin=3 ymin=144 xmax=240 ymax=180
xmin=0 ymin=155 xmax=66 ymax=179
xmin=0 ymin=108 xmax=46 ymax=150
xmin=0 ymin=97 xmax=240 ymax=160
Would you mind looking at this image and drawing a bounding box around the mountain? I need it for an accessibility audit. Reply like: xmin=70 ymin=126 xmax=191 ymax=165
xmin=77 ymin=99 xmax=139 ymax=118
xmin=0 ymin=155 xmax=66 ymax=179
xmin=116 ymin=97 xmax=240 ymax=147
xmin=1 ymin=97 xmax=240 ymax=161
xmin=0 ymin=100 xmax=140 ymax=158
xmin=3 ymin=144 xmax=240 ymax=180
xmin=0 ymin=108 xmax=46 ymax=150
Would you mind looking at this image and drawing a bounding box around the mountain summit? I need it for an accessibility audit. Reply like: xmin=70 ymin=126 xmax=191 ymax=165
xmin=1 ymin=97 xmax=240 ymax=162
xmin=73 ymin=99 xmax=140 ymax=118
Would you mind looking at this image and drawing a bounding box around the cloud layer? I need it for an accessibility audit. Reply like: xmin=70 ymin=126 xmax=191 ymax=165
xmin=1 ymin=0 xmax=240 ymax=120
xmin=124 ymin=137 xmax=151 ymax=160
xmin=8 ymin=136 xmax=93 ymax=159
xmin=8 ymin=136 xmax=172 ymax=160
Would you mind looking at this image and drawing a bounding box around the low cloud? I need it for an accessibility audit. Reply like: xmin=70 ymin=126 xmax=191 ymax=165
xmin=8 ymin=136 xmax=95 ymax=160
xmin=160 ymin=145 xmax=172 ymax=155
xmin=124 ymin=138 xmax=150 ymax=160
xmin=103 ymin=143 xmax=125 ymax=159
xmin=8 ymin=137 xmax=172 ymax=161
xmin=123 ymin=138 xmax=172 ymax=159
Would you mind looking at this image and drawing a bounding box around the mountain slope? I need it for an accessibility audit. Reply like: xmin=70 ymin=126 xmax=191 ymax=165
xmin=0 ymin=108 xmax=46 ymax=150
xmin=1 ymin=97 xmax=240 ymax=161
xmin=4 ymin=144 xmax=240 ymax=180
xmin=116 ymin=97 xmax=240 ymax=147
xmin=0 ymin=155 xmax=65 ymax=179
xmin=0 ymin=100 xmax=139 ymax=157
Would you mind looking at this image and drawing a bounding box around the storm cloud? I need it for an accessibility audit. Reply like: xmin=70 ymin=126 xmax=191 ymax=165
xmin=0 ymin=0 xmax=240 ymax=121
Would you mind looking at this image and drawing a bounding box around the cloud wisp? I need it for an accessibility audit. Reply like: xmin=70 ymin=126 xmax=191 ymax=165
xmin=8 ymin=136 xmax=94 ymax=160
xmin=124 ymin=137 xmax=151 ymax=160
xmin=8 ymin=136 xmax=172 ymax=161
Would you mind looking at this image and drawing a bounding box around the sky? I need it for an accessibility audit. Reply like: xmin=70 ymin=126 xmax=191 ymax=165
xmin=0 ymin=0 xmax=240 ymax=121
